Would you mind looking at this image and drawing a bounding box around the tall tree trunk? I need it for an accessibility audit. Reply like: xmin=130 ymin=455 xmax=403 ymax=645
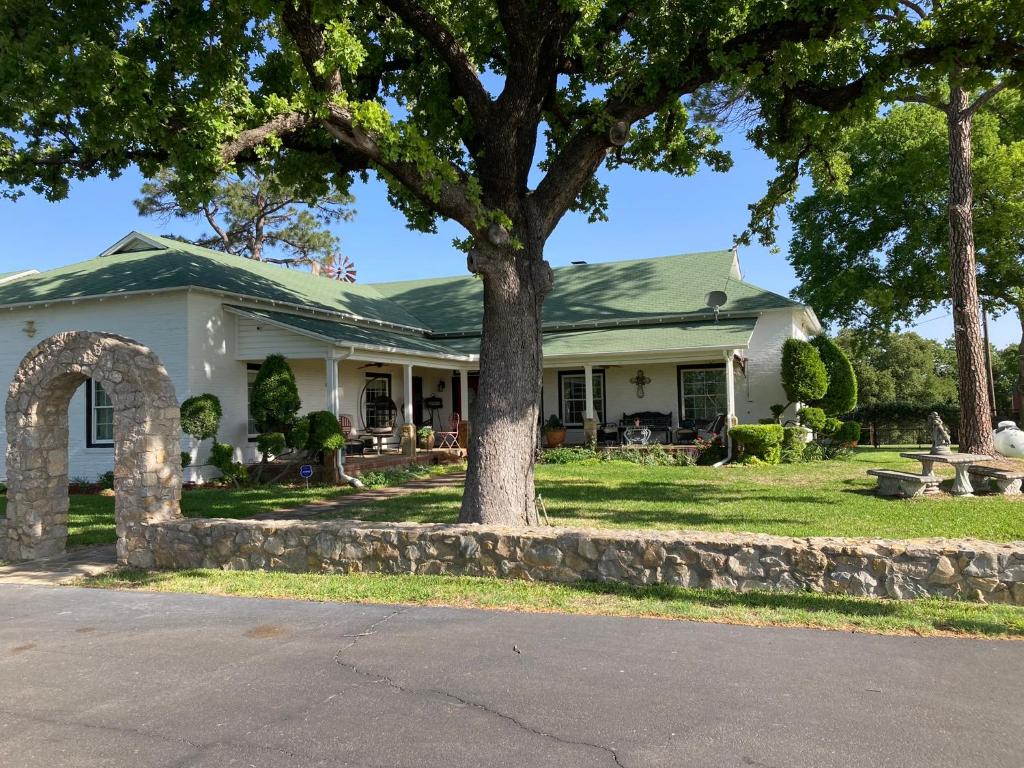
xmin=1017 ymin=303 xmax=1024 ymax=422
xmin=946 ymin=85 xmax=994 ymax=454
xmin=459 ymin=231 xmax=552 ymax=526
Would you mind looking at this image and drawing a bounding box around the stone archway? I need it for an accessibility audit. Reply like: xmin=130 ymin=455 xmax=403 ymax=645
xmin=4 ymin=331 xmax=182 ymax=562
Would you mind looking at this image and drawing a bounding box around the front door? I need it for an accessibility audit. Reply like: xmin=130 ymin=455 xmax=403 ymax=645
xmin=451 ymin=373 xmax=480 ymax=420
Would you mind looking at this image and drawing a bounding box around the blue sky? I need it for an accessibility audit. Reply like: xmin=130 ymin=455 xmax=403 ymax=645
xmin=0 ymin=131 xmax=1017 ymax=347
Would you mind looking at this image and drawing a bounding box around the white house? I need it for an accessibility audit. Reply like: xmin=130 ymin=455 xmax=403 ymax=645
xmin=0 ymin=232 xmax=820 ymax=481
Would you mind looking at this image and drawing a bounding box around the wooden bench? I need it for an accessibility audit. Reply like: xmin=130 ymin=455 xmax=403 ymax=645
xmin=967 ymin=464 xmax=1024 ymax=495
xmin=867 ymin=469 xmax=942 ymax=498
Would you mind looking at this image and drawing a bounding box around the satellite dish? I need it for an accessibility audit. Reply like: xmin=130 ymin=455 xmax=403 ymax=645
xmin=705 ymin=290 xmax=728 ymax=309
xmin=705 ymin=290 xmax=728 ymax=321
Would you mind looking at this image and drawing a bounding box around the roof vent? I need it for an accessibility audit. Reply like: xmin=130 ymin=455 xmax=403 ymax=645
xmin=571 ymin=260 xmax=587 ymax=266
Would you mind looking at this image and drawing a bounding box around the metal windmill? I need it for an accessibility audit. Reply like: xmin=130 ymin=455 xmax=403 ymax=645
xmin=325 ymin=254 xmax=358 ymax=283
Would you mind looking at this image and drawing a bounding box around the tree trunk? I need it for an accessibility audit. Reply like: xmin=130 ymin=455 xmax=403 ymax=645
xmin=1017 ymin=304 xmax=1024 ymax=422
xmin=459 ymin=234 xmax=552 ymax=526
xmin=946 ymin=86 xmax=994 ymax=454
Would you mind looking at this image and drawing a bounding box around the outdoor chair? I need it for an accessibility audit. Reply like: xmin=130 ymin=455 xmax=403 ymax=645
xmin=597 ymin=422 xmax=620 ymax=446
xmin=339 ymin=414 xmax=365 ymax=455
xmin=437 ymin=412 xmax=461 ymax=449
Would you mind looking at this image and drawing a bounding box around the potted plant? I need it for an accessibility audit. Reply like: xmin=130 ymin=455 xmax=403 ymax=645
xmin=417 ymin=426 xmax=435 ymax=450
xmin=544 ymin=415 xmax=567 ymax=448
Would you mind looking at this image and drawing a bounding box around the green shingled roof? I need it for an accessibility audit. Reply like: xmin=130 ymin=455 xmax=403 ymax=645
xmin=0 ymin=234 xmax=428 ymax=330
xmin=373 ymin=250 xmax=801 ymax=334
xmin=225 ymin=307 xmax=472 ymax=359
xmin=0 ymin=233 xmax=805 ymax=360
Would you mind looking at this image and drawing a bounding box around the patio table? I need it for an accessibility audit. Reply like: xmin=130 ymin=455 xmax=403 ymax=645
xmin=900 ymin=452 xmax=990 ymax=496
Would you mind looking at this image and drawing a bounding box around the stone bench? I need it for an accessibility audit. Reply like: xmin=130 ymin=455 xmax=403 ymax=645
xmin=967 ymin=464 xmax=1024 ymax=496
xmin=867 ymin=469 xmax=942 ymax=498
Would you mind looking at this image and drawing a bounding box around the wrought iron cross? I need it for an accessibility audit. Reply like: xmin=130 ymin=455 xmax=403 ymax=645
xmin=630 ymin=369 xmax=651 ymax=398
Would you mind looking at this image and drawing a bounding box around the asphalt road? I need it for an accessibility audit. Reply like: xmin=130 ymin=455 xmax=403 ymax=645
xmin=0 ymin=585 xmax=1020 ymax=768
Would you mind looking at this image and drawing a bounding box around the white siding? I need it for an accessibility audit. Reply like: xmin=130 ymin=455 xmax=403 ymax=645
xmin=236 ymin=317 xmax=332 ymax=359
xmin=0 ymin=294 xmax=190 ymax=482
xmin=737 ymin=309 xmax=802 ymax=424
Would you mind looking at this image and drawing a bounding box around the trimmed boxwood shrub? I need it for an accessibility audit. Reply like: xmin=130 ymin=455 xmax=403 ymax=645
xmin=798 ymin=406 xmax=826 ymax=432
xmin=822 ymin=416 xmax=843 ymax=435
xmin=306 ymin=410 xmax=346 ymax=453
xmin=835 ymin=420 xmax=862 ymax=446
xmin=781 ymin=338 xmax=828 ymax=406
xmin=810 ymin=335 xmax=857 ymax=415
xmin=256 ymin=431 xmax=286 ymax=458
xmin=179 ymin=393 xmax=222 ymax=442
xmin=250 ymin=354 xmax=301 ymax=433
xmin=781 ymin=426 xmax=810 ymax=462
xmin=729 ymin=424 xmax=784 ymax=464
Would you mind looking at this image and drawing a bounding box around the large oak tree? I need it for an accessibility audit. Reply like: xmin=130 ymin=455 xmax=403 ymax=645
xmin=0 ymin=0 xmax=1010 ymax=521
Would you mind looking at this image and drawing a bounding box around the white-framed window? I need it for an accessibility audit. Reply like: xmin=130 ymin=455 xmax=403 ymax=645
xmin=559 ymin=370 xmax=605 ymax=427
xmin=247 ymin=364 xmax=260 ymax=436
xmin=87 ymin=379 xmax=114 ymax=447
xmin=678 ymin=366 xmax=727 ymax=421
xmin=365 ymin=374 xmax=393 ymax=429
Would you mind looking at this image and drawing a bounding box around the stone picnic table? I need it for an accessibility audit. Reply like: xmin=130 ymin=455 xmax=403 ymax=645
xmin=900 ymin=451 xmax=990 ymax=497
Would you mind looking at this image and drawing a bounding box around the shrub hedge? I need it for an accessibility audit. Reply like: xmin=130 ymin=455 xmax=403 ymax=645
xmin=179 ymin=393 xmax=222 ymax=442
xmin=729 ymin=424 xmax=784 ymax=464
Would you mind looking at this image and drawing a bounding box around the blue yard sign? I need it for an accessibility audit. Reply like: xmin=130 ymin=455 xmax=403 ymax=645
xmin=299 ymin=464 xmax=314 ymax=479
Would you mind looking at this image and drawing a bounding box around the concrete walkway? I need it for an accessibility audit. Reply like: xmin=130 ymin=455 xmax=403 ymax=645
xmin=0 ymin=544 xmax=117 ymax=585
xmin=1 ymin=585 xmax=1021 ymax=767
xmin=253 ymin=470 xmax=466 ymax=520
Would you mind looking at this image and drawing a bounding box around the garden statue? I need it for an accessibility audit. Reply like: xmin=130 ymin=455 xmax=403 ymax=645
xmin=993 ymin=421 xmax=1024 ymax=458
xmin=927 ymin=412 xmax=952 ymax=455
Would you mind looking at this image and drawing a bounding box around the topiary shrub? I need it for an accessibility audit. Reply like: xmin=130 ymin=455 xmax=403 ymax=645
xmin=729 ymin=424 xmax=784 ymax=464
xmin=250 ymin=354 xmax=301 ymax=433
xmin=286 ymin=415 xmax=310 ymax=451
xmin=810 ymin=335 xmax=857 ymax=415
xmin=835 ymin=420 xmax=862 ymax=446
xmin=798 ymin=406 xmax=826 ymax=432
xmin=208 ymin=441 xmax=247 ymax=486
xmin=781 ymin=426 xmax=810 ymax=463
xmin=822 ymin=416 xmax=843 ymax=435
xmin=306 ymin=410 xmax=345 ymax=453
xmin=180 ymin=451 xmax=192 ymax=469
xmin=781 ymin=338 xmax=828 ymax=406
xmin=256 ymin=431 xmax=286 ymax=459
xmin=180 ymin=393 xmax=222 ymax=442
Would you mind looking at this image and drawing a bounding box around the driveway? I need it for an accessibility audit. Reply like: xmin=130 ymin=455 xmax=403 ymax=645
xmin=0 ymin=585 xmax=1020 ymax=767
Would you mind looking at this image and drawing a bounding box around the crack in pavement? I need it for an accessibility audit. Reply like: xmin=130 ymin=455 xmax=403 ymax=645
xmin=332 ymin=607 xmax=628 ymax=768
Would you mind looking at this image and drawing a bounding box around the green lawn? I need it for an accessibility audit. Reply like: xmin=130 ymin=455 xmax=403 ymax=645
xmin=0 ymin=484 xmax=358 ymax=548
xmin=4 ymin=448 xmax=1023 ymax=549
xmin=86 ymin=568 xmax=1024 ymax=639
xmin=330 ymin=448 xmax=1024 ymax=542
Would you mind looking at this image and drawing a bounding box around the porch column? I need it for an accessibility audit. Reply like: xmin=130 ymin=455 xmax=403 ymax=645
xmin=402 ymin=363 xmax=414 ymax=425
xmin=583 ymin=363 xmax=597 ymax=445
xmin=401 ymin=363 xmax=416 ymax=456
xmin=325 ymin=356 xmax=340 ymax=417
xmin=459 ymin=369 xmax=470 ymax=420
xmin=724 ymin=349 xmax=737 ymax=429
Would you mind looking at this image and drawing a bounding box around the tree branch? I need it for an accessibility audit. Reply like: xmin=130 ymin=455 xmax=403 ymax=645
xmin=965 ymin=81 xmax=1008 ymax=118
xmin=219 ymin=113 xmax=316 ymax=164
xmin=322 ymin=104 xmax=480 ymax=230
xmin=376 ymin=0 xmax=491 ymax=122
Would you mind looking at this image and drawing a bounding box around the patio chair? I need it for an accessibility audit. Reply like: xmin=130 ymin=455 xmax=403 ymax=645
xmin=436 ymin=412 xmax=461 ymax=449
xmin=597 ymin=422 xmax=620 ymax=446
xmin=339 ymin=414 xmax=365 ymax=455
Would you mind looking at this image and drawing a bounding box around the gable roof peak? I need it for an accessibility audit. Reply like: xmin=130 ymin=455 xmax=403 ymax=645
xmin=99 ymin=231 xmax=168 ymax=257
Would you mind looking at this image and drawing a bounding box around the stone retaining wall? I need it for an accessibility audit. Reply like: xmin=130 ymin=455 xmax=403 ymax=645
xmin=123 ymin=518 xmax=1024 ymax=604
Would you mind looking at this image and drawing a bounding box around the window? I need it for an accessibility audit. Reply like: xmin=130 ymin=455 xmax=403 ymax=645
xmin=364 ymin=374 xmax=393 ymax=429
xmin=558 ymin=371 xmax=605 ymax=427
xmin=86 ymin=379 xmax=114 ymax=447
xmin=678 ymin=366 xmax=727 ymax=421
xmin=246 ymin=364 xmax=261 ymax=436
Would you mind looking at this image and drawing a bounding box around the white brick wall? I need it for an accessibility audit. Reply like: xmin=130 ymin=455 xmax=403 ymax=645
xmin=0 ymin=293 xmax=190 ymax=482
